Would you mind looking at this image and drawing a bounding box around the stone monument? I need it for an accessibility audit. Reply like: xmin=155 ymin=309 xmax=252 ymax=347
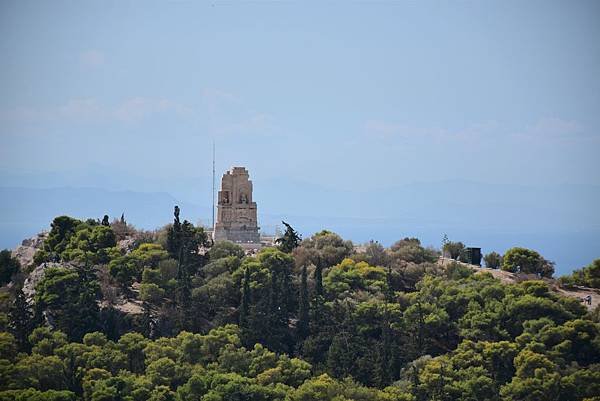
xmin=213 ymin=167 xmax=260 ymax=243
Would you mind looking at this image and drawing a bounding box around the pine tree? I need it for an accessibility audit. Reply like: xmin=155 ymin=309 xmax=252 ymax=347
xmin=9 ymin=287 xmax=34 ymax=352
xmin=37 ymin=261 xmax=101 ymax=341
xmin=275 ymin=221 xmax=301 ymax=253
xmin=72 ymin=262 xmax=101 ymax=340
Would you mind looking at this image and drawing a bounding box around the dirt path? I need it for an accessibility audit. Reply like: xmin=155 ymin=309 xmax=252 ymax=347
xmin=555 ymin=286 xmax=599 ymax=310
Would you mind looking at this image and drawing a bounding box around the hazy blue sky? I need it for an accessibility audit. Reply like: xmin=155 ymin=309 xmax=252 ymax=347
xmin=1 ymin=1 xmax=599 ymax=273
xmin=2 ymin=1 xmax=599 ymax=192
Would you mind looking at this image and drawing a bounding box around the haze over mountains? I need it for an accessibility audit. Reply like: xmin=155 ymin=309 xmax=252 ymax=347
xmin=1 ymin=172 xmax=598 ymax=276
xmin=2 ymin=2 xmax=598 ymax=277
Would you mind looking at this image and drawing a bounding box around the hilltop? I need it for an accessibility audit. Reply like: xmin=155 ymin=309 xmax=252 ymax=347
xmin=0 ymin=214 xmax=599 ymax=401
xmin=438 ymin=257 xmax=600 ymax=311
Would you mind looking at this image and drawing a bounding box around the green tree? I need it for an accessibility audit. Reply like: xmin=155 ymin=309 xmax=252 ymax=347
xmin=443 ymin=241 xmax=464 ymax=260
xmin=166 ymin=206 xmax=209 ymax=330
xmin=357 ymin=240 xmax=389 ymax=267
xmin=208 ymin=241 xmax=245 ymax=261
xmin=500 ymin=350 xmax=561 ymax=401
xmin=140 ymin=283 xmax=166 ymax=304
xmin=257 ymin=248 xmax=295 ymax=353
xmin=35 ymin=265 xmax=100 ymax=341
xmin=42 ymin=216 xmax=82 ymax=262
xmin=166 ymin=206 xmax=182 ymax=260
xmin=108 ymin=256 xmax=138 ymax=294
xmin=56 ymin=224 xmax=117 ymax=264
xmin=0 ymin=250 xmax=19 ymax=285
xmin=304 ymin=259 xmax=327 ymax=365
xmin=390 ymin=238 xmax=438 ymax=264
xmin=118 ymin=333 xmax=148 ymax=374
xmin=8 ymin=287 xmax=34 ymax=351
xmin=299 ymin=230 xmax=354 ymax=269
xmin=502 ymin=247 xmax=554 ymax=277
xmin=275 ymin=221 xmax=302 ymax=253
xmin=297 ymin=264 xmax=310 ymax=342
xmin=324 ymin=258 xmax=387 ymax=298
xmin=483 ymin=251 xmax=502 ymax=269
xmin=581 ymin=259 xmax=600 ymax=288
xmin=239 ymin=268 xmax=251 ymax=333
xmin=28 ymin=326 xmax=68 ymax=356
xmin=0 ymin=389 xmax=76 ymax=401
xmin=560 ymin=259 xmax=600 ymax=289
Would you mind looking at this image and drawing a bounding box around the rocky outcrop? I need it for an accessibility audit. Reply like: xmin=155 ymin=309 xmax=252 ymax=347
xmin=117 ymin=237 xmax=136 ymax=253
xmin=22 ymin=262 xmax=62 ymax=300
xmin=11 ymin=232 xmax=47 ymax=268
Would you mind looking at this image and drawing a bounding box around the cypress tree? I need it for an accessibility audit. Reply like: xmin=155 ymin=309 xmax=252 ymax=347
xmin=73 ymin=262 xmax=101 ymax=340
xmin=380 ymin=265 xmax=393 ymax=386
xmin=312 ymin=260 xmax=325 ymax=324
xmin=267 ymin=270 xmax=284 ymax=351
xmin=9 ymin=287 xmax=33 ymax=352
xmin=141 ymin=300 xmax=153 ymax=338
xmin=167 ymin=206 xmax=192 ymax=330
xmin=239 ymin=268 xmax=251 ymax=331
xmin=167 ymin=206 xmax=182 ymax=259
xmin=297 ymin=264 xmax=309 ymax=341
xmin=315 ymin=260 xmax=323 ymax=298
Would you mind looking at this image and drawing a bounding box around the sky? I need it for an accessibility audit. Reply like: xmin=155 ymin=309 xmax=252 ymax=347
xmin=1 ymin=1 xmax=599 ymax=273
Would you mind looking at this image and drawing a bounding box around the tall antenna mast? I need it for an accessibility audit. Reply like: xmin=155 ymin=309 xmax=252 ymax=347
xmin=212 ymin=141 xmax=216 ymax=230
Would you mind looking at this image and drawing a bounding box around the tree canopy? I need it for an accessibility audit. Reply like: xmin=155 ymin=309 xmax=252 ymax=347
xmin=0 ymin=214 xmax=598 ymax=401
xmin=502 ymin=247 xmax=555 ymax=278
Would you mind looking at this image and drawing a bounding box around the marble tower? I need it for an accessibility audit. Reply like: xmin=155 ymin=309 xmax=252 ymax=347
xmin=213 ymin=167 xmax=260 ymax=243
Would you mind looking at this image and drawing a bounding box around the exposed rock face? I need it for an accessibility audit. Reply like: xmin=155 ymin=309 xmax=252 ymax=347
xmin=11 ymin=232 xmax=47 ymax=268
xmin=117 ymin=237 xmax=136 ymax=253
xmin=100 ymin=298 xmax=144 ymax=315
xmin=213 ymin=166 xmax=260 ymax=244
xmin=22 ymin=262 xmax=63 ymax=300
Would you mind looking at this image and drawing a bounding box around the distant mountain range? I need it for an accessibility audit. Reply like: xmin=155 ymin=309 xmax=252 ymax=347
xmin=1 ymin=182 xmax=598 ymax=275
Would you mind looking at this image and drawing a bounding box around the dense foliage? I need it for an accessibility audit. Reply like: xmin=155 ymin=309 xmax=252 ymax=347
xmin=560 ymin=259 xmax=600 ymax=289
xmin=0 ymin=250 xmax=20 ymax=285
xmin=501 ymin=247 xmax=555 ymax=278
xmin=1 ymin=213 xmax=599 ymax=401
xmin=484 ymin=251 xmax=502 ymax=269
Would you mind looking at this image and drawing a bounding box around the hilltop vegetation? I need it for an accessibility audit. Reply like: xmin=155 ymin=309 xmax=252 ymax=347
xmin=0 ymin=210 xmax=599 ymax=401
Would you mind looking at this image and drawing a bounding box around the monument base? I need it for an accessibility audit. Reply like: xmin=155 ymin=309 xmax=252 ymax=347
xmin=213 ymin=226 xmax=260 ymax=243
